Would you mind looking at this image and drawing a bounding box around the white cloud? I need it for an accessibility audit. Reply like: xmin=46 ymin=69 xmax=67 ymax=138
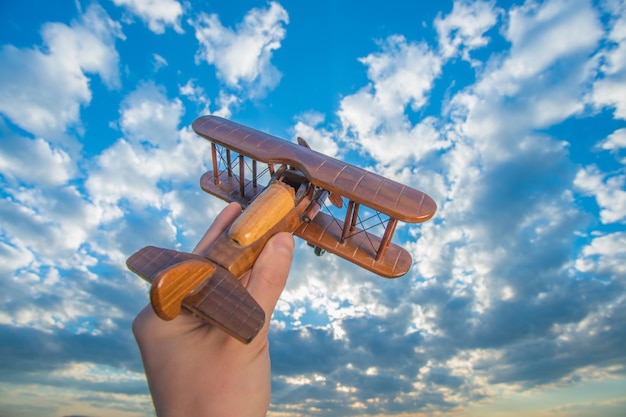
xmin=574 ymin=165 xmax=626 ymax=224
xmin=213 ymin=91 xmax=239 ymax=118
xmin=0 ymin=183 xmax=102 ymax=270
xmin=0 ymin=240 xmax=36 ymax=279
xmin=337 ymin=35 xmax=443 ymax=166
xmin=504 ymin=0 xmax=602 ymax=79
xmin=119 ymin=82 xmax=184 ymax=148
xmin=191 ymin=1 xmax=288 ymax=98
xmin=292 ymin=111 xmax=339 ymax=158
xmin=591 ymin=0 xmax=626 ymax=119
xmin=359 ymin=35 xmax=441 ymax=115
xmin=448 ymin=0 xmax=603 ymax=160
xmin=179 ymin=79 xmax=211 ymax=114
xmin=87 ymin=139 xmax=163 ymax=213
xmin=598 ymin=128 xmax=626 ymax=154
xmin=86 ymin=132 xmax=198 ymax=217
xmin=0 ymin=4 xmax=123 ymax=139
xmin=435 ymin=0 xmax=500 ymax=61
xmin=112 ymin=0 xmax=184 ymax=34
xmin=0 ymin=130 xmax=75 ymax=186
xmin=152 ymin=52 xmax=168 ymax=70
xmin=575 ymin=232 xmax=626 ymax=277
xmin=86 ymin=83 xmax=216 ymax=248
xmin=464 ymin=0 xmax=603 ymax=120
xmin=592 ymin=76 xmax=626 ymax=120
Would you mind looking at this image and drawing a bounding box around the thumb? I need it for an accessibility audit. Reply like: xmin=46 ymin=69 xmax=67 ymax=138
xmin=246 ymin=232 xmax=294 ymax=319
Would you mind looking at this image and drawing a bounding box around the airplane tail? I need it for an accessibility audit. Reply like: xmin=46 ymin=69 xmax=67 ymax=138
xmin=127 ymin=246 xmax=265 ymax=343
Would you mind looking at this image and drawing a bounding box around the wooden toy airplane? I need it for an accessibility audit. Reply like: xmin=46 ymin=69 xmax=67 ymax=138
xmin=126 ymin=115 xmax=436 ymax=343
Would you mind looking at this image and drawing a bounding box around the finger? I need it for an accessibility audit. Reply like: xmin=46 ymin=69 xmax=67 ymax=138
xmin=133 ymin=304 xmax=184 ymax=344
xmin=132 ymin=304 xmax=158 ymax=343
xmin=193 ymin=202 xmax=242 ymax=256
xmin=246 ymin=232 xmax=294 ymax=320
xmin=134 ymin=301 xmax=220 ymax=343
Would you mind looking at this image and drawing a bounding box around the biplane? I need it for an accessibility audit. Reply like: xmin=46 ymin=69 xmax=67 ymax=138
xmin=127 ymin=115 xmax=436 ymax=343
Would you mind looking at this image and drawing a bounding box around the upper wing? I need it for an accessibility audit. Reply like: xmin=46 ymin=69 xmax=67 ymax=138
xmin=192 ymin=115 xmax=436 ymax=223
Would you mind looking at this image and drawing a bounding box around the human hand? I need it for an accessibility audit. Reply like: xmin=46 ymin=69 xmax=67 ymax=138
xmin=132 ymin=202 xmax=294 ymax=417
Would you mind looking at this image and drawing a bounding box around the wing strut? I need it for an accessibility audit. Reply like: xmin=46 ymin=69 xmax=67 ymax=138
xmin=338 ymin=199 xmax=399 ymax=261
xmin=252 ymin=159 xmax=258 ymax=188
xmin=376 ymin=218 xmax=398 ymax=261
xmin=226 ymin=149 xmax=233 ymax=177
xmin=239 ymin=154 xmax=245 ymax=197
xmin=341 ymin=200 xmax=360 ymax=243
xmin=211 ymin=143 xmax=219 ymax=185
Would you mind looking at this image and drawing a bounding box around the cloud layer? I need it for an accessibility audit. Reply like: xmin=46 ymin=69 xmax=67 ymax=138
xmin=1 ymin=0 xmax=625 ymax=416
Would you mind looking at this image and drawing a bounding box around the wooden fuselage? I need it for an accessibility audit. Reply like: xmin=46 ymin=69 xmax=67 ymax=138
xmin=206 ymin=174 xmax=312 ymax=278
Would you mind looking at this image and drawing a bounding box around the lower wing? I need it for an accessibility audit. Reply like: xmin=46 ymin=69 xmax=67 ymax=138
xmin=294 ymin=211 xmax=412 ymax=278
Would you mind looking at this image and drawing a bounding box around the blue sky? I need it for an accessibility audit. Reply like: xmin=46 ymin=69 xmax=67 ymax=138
xmin=1 ymin=0 xmax=625 ymax=416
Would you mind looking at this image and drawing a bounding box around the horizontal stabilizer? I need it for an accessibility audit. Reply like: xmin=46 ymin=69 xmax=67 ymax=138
xmin=184 ymin=265 xmax=265 ymax=343
xmin=127 ymin=246 xmax=265 ymax=343
xmin=126 ymin=246 xmax=201 ymax=282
